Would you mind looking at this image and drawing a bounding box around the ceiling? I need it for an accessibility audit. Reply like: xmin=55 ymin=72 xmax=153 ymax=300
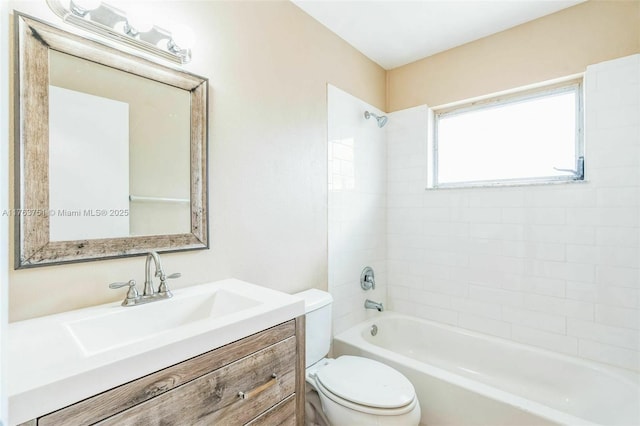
xmin=291 ymin=0 xmax=586 ymax=70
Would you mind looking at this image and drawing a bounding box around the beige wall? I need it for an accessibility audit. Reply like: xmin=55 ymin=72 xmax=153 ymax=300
xmin=7 ymin=0 xmax=385 ymax=321
xmin=387 ymin=0 xmax=640 ymax=111
xmin=9 ymin=0 xmax=638 ymax=322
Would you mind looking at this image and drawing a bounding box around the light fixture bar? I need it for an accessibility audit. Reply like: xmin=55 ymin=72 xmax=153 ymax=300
xmin=46 ymin=0 xmax=191 ymax=64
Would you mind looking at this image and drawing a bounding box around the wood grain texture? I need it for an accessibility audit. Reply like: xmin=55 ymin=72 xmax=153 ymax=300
xmin=38 ymin=321 xmax=295 ymax=426
xmin=245 ymin=394 xmax=296 ymax=426
xmin=13 ymin=13 xmax=209 ymax=268
xmin=190 ymin=82 xmax=208 ymax=244
xmin=15 ymin=14 xmax=50 ymax=265
xmin=97 ymin=337 xmax=297 ymax=426
xmin=295 ymin=316 xmax=306 ymax=426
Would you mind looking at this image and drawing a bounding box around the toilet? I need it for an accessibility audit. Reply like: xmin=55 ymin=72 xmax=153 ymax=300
xmin=296 ymin=289 xmax=421 ymax=426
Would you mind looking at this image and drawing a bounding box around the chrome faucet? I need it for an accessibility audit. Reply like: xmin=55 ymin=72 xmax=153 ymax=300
xmin=365 ymin=299 xmax=384 ymax=312
xmin=110 ymin=251 xmax=181 ymax=307
xmin=144 ymin=251 xmax=165 ymax=297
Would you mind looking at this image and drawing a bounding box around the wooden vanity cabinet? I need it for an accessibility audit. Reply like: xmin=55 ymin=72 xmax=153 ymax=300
xmin=25 ymin=318 xmax=305 ymax=426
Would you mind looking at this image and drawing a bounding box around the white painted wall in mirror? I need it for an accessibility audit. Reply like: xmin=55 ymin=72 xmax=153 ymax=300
xmin=49 ymin=86 xmax=130 ymax=241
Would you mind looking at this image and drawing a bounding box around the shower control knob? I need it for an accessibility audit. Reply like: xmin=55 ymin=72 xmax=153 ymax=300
xmin=360 ymin=266 xmax=375 ymax=290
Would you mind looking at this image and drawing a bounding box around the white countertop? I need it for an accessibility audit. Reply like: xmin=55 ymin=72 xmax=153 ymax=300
xmin=8 ymin=279 xmax=304 ymax=425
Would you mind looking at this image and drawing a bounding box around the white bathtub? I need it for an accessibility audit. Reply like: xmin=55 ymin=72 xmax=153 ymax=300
xmin=333 ymin=312 xmax=640 ymax=426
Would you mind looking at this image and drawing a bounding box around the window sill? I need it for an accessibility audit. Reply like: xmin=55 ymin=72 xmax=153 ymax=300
xmin=425 ymin=179 xmax=589 ymax=191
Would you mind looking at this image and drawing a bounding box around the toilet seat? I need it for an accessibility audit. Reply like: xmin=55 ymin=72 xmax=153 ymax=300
xmin=313 ymin=356 xmax=417 ymax=414
xmin=314 ymin=379 xmax=418 ymax=416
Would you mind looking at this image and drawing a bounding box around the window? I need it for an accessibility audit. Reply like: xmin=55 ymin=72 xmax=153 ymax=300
xmin=431 ymin=80 xmax=583 ymax=188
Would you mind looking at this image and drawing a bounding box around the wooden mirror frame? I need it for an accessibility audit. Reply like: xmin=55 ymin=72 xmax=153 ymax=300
xmin=14 ymin=13 xmax=209 ymax=268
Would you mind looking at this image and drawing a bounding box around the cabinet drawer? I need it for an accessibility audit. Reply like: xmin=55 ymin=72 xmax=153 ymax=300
xmin=98 ymin=336 xmax=297 ymax=425
xmin=38 ymin=321 xmax=295 ymax=426
xmin=246 ymin=394 xmax=296 ymax=426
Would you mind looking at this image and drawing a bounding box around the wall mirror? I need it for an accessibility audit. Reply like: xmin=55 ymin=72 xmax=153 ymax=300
xmin=14 ymin=13 xmax=209 ymax=268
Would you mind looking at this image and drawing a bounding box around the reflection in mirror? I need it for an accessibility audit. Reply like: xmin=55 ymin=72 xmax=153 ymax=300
xmin=48 ymin=50 xmax=191 ymax=240
xmin=14 ymin=13 xmax=208 ymax=268
xmin=49 ymin=85 xmax=130 ymax=241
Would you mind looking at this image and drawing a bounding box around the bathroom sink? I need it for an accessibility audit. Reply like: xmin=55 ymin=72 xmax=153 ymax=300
xmin=66 ymin=289 xmax=261 ymax=355
xmin=8 ymin=279 xmax=304 ymax=425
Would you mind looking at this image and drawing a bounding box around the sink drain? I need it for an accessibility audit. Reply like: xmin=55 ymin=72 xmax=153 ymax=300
xmin=370 ymin=324 xmax=378 ymax=336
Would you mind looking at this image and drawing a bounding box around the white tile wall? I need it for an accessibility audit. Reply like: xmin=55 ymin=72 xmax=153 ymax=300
xmin=328 ymin=85 xmax=387 ymax=334
xmin=386 ymin=55 xmax=640 ymax=372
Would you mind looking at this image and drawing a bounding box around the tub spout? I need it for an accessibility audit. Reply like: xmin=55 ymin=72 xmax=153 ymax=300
xmin=365 ymin=299 xmax=384 ymax=312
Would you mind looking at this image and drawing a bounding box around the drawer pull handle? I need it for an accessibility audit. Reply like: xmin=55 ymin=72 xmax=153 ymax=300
xmin=238 ymin=373 xmax=278 ymax=400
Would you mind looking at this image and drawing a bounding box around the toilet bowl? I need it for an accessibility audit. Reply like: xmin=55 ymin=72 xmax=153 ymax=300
xmin=307 ymin=356 xmax=421 ymax=425
xmin=296 ymin=289 xmax=421 ymax=426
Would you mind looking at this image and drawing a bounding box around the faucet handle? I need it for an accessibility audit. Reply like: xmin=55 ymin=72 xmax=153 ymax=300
xmin=360 ymin=266 xmax=375 ymax=290
xmin=158 ymin=272 xmax=180 ymax=297
xmin=109 ymin=279 xmax=136 ymax=289
xmin=109 ymin=280 xmax=139 ymax=302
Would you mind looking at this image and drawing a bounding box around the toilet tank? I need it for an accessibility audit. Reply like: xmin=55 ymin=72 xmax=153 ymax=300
xmin=295 ymin=289 xmax=332 ymax=368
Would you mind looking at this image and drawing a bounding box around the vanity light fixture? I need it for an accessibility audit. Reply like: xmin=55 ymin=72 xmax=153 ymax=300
xmin=46 ymin=0 xmax=192 ymax=64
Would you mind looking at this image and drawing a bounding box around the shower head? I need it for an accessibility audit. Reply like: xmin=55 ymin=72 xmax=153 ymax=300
xmin=364 ymin=111 xmax=388 ymax=128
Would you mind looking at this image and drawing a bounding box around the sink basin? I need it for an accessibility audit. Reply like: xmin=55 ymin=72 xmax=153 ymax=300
xmin=9 ymin=278 xmax=305 ymax=426
xmin=66 ymin=289 xmax=261 ymax=355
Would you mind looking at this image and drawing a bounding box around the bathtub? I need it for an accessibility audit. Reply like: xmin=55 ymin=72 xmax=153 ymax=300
xmin=333 ymin=312 xmax=639 ymax=426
